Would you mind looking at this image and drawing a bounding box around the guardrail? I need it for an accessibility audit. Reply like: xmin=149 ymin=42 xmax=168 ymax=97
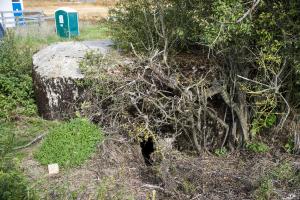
xmin=0 ymin=10 xmax=54 ymax=29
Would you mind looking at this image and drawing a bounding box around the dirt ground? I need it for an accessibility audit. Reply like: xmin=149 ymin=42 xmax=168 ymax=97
xmin=21 ymin=135 xmax=300 ymax=200
xmin=23 ymin=0 xmax=113 ymax=21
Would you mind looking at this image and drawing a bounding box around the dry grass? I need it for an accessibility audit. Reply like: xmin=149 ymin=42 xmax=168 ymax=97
xmin=23 ymin=0 xmax=115 ymax=20
xmin=21 ymin=133 xmax=300 ymax=199
xmin=24 ymin=0 xmax=117 ymax=7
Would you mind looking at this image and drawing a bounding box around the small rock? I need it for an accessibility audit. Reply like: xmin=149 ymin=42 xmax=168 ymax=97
xmin=282 ymin=193 xmax=297 ymax=200
xmin=48 ymin=163 xmax=59 ymax=175
xmin=293 ymin=162 xmax=300 ymax=172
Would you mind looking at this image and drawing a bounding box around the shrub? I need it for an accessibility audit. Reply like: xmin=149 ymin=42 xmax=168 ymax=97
xmin=35 ymin=118 xmax=104 ymax=167
xmin=0 ymin=123 xmax=36 ymax=200
xmin=0 ymin=31 xmax=36 ymax=121
xmin=109 ymin=0 xmax=202 ymax=52
xmin=0 ymin=171 xmax=36 ymax=200
xmin=109 ymin=0 xmax=300 ymax=141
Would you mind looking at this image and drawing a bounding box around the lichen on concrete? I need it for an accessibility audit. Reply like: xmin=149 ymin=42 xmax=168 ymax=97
xmin=32 ymin=40 xmax=113 ymax=120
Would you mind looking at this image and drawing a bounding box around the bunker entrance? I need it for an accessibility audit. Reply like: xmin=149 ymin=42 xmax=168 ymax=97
xmin=140 ymin=137 xmax=155 ymax=166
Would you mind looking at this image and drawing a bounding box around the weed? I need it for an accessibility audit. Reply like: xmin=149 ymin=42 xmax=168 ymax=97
xmin=284 ymin=138 xmax=294 ymax=154
xmin=182 ymin=179 xmax=197 ymax=195
xmin=0 ymin=118 xmax=59 ymax=149
xmin=255 ymin=162 xmax=299 ymax=200
xmin=255 ymin=178 xmax=274 ymax=200
xmin=96 ymin=176 xmax=135 ymax=200
xmin=270 ymin=163 xmax=293 ymax=181
xmin=214 ymin=147 xmax=228 ymax=157
xmin=35 ymin=118 xmax=104 ymax=167
xmin=246 ymin=142 xmax=269 ymax=153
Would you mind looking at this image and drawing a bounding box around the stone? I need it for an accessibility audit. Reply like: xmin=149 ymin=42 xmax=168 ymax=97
xmin=48 ymin=163 xmax=59 ymax=175
xmin=32 ymin=40 xmax=113 ymax=120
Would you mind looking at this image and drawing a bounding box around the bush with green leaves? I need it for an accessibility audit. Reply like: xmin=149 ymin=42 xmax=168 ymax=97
xmin=109 ymin=0 xmax=203 ymax=52
xmin=0 ymin=31 xmax=36 ymax=121
xmin=109 ymin=0 xmax=300 ymax=148
xmin=35 ymin=118 xmax=104 ymax=167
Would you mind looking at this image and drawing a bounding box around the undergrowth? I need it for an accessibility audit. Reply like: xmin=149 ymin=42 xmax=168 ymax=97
xmin=0 ymin=122 xmax=37 ymax=200
xmin=0 ymin=31 xmax=36 ymax=121
xmin=35 ymin=118 xmax=104 ymax=167
xmin=255 ymin=162 xmax=300 ymax=200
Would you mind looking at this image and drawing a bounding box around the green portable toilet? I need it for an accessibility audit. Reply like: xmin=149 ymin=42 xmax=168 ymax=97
xmin=55 ymin=7 xmax=79 ymax=38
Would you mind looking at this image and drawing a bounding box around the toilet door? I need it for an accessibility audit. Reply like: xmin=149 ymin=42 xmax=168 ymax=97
xmin=12 ymin=0 xmax=24 ymax=25
xmin=12 ymin=0 xmax=22 ymax=16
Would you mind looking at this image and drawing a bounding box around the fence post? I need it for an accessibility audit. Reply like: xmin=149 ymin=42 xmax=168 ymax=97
xmin=1 ymin=12 xmax=6 ymax=29
xmin=38 ymin=13 xmax=41 ymax=27
xmin=16 ymin=16 xmax=19 ymax=27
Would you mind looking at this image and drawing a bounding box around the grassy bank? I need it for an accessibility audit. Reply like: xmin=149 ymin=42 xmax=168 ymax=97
xmin=14 ymin=21 xmax=110 ymax=50
xmin=0 ymin=21 xmax=110 ymax=199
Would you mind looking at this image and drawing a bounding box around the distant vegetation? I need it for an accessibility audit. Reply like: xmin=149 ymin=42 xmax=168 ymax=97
xmin=107 ymin=0 xmax=300 ymax=151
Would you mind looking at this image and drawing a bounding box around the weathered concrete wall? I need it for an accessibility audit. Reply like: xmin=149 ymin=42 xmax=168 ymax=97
xmin=32 ymin=40 xmax=112 ymax=120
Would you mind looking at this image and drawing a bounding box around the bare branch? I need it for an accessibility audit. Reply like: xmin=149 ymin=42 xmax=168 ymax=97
xmin=237 ymin=0 xmax=261 ymax=23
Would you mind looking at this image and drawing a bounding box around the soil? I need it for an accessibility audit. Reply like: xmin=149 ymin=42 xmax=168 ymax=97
xmin=21 ymin=135 xmax=300 ymax=200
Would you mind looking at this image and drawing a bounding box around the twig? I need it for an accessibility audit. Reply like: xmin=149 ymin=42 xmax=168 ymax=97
xmin=141 ymin=184 xmax=165 ymax=191
xmin=236 ymin=0 xmax=261 ymax=23
xmin=13 ymin=133 xmax=46 ymax=150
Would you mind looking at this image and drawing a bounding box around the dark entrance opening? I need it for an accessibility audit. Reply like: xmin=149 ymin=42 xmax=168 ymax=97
xmin=140 ymin=137 xmax=155 ymax=166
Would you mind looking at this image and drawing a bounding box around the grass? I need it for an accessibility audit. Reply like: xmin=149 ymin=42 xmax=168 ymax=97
xmin=0 ymin=118 xmax=59 ymax=148
xmin=76 ymin=23 xmax=110 ymax=41
xmin=15 ymin=21 xmax=110 ymax=50
xmin=35 ymin=118 xmax=104 ymax=167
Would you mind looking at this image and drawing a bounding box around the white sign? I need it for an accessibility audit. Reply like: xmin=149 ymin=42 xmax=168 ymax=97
xmin=48 ymin=163 xmax=59 ymax=175
xmin=59 ymin=15 xmax=64 ymax=24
